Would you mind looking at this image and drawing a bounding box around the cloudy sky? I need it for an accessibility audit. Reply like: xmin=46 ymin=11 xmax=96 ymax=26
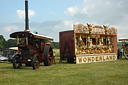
xmin=0 ymin=0 xmax=128 ymax=42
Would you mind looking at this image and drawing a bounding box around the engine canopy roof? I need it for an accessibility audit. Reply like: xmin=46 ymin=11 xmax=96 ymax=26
xmin=10 ymin=31 xmax=53 ymax=41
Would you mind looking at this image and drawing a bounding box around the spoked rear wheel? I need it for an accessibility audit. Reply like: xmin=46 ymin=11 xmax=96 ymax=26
xmin=32 ymin=54 xmax=40 ymax=70
xmin=12 ymin=54 xmax=22 ymax=69
xmin=124 ymin=46 xmax=128 ymax=59
xmin=44 ymin=45 xmax=53 ymax=66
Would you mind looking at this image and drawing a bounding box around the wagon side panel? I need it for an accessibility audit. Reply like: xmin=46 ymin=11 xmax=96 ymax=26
xmin=59 ymin=30 xmax=75 ymax=62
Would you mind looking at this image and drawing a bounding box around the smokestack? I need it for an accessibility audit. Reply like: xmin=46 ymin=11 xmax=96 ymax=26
xmin=25 ymin=0 xmax=30 ymax=32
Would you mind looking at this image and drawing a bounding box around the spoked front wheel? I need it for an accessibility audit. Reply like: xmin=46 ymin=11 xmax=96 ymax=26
xmin=12 ymin=54 xmax=22 ymax=69
xmin=32 ymin=54 xmax=40 ymax=70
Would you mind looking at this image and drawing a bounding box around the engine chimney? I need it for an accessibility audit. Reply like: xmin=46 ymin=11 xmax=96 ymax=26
xmin=25 ymin=0 xmax=30 ymax=32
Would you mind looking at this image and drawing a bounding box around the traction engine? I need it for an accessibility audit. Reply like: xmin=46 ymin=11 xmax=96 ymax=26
xmin=10 ymin=0 xmax=54 ymax=70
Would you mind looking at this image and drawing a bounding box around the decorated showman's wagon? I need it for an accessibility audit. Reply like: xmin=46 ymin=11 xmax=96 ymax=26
xmin=59 ymin=24 xmax=117 ymax=64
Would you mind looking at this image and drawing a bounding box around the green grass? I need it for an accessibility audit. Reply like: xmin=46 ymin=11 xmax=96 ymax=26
xmin=53 ymin=49 xmax=60 ymax=57
xmin=0 ymin=50 xmax=128 ymax=85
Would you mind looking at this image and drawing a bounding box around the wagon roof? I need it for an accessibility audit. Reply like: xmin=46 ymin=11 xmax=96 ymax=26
xmin=10 ymin=31 xmax=53 ymax=41
xmin=119 ymin=38 xmax=128 ymax=41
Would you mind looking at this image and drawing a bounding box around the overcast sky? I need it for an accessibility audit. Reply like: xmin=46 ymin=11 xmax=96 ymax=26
xmin=0 ymin=0 xmax=128 ymax=42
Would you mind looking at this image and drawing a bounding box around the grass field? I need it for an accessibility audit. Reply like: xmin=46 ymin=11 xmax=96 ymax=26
xmin=0 ymin=55 xmax=128 ymax=85
xmin=53 ymin=49 xmax=60 ymax=57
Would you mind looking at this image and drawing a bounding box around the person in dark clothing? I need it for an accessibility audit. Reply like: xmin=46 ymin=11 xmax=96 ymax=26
xmin=120 ymin=48 xmax=123 ymax=58
xmin=117 ymin=48 xmax=120 ymax=59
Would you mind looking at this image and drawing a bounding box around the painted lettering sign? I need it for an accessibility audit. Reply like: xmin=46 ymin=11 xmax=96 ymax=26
xmin=76 ymin=55 xmax=117 ymax=64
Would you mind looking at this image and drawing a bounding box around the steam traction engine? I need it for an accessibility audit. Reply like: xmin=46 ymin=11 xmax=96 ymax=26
xmin=10 ymin=0 xmax=54 ymax=69
xmin=119 ymin=38 xmax=128 ymax=59
xmin=10 ymin=32 xmax=54 ymax=69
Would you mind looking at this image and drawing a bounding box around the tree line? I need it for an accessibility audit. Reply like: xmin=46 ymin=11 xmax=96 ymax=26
xmin=0 ymin=35 xmax=59 ymax=49
xmin=0 ymin=35 xmax=17 ymax=49
xmin=51 ymin=42 xmax=59 ymax=49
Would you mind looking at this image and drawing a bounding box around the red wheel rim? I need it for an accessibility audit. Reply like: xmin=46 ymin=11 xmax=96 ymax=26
xmin=35 ymin=56 xmax=40 ymax=69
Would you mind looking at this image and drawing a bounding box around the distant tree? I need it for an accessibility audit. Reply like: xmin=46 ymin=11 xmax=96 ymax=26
xmin=6 ymin=39 xmax=17 ymax=48
xmin=51 ymin=42 xmax=59 ymax=49
xmin=0 ymin=35 xmax=6 ymax=49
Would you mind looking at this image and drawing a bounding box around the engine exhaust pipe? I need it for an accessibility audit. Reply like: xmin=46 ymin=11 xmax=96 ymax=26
xmin=25 ymin=0 xmax=30 ymax=32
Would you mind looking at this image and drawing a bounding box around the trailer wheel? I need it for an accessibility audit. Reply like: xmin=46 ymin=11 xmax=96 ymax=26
xmin=124 ymin=46 xmax=128 ymax=59
xmin=12 ymin=54 xmax=22 ymax=69
xmin=44 ymin=46 xmax=53 ymax=66
xmin=32 ymin=54 xmax=40 ymax=70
